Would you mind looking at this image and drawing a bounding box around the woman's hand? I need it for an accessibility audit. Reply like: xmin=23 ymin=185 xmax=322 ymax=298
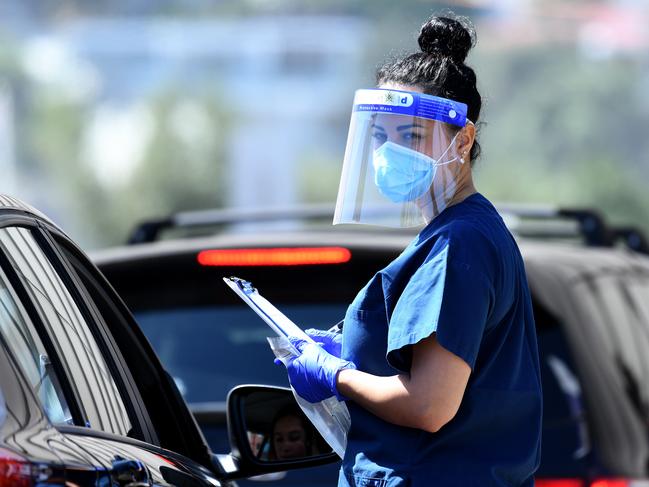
xmin=276 ymin=337 xmax=356 ymax=403
xmin=305 ymin=328 xmax=343 ymax=357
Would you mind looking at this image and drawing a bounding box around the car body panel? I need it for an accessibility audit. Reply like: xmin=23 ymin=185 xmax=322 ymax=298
xmin=525 ymin=242 xmax=649 ymax=476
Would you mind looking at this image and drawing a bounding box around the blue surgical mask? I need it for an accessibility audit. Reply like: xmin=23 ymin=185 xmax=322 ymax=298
xmin=372 ymin=137 xmax=461 ymax=203
xmin=372 ymin=142 xmax=436 ymax=203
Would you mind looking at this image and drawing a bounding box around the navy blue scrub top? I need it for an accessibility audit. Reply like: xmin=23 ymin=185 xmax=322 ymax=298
xmin=339 ymin=193 xmax=542 ymax=487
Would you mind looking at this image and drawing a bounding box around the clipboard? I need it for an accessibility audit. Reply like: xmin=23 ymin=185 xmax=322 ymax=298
xmin=223 ymin=276 xmax=350 ymax=458
xmin=223 ymin=277 xmax=315 ymax=350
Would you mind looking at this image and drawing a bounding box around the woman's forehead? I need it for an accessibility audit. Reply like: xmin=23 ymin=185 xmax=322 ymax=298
xmin=371 ymin=113 xmax=441 ymax=131
xmin=275 ymin=415 xmax=302 ymax=429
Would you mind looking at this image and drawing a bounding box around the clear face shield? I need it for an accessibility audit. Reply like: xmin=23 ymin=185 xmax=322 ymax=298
xmin=333 ymin=89 xmax=469 ymax=228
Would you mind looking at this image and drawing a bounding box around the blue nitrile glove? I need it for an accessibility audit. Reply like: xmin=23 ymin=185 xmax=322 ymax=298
xmin=305 ymin=328 xmax=342 ymax=358
xmin=275 ymin=336 xmax=356 ymax=403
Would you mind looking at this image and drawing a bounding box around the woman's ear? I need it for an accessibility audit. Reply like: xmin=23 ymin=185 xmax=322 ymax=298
xmin=456 ymin=122 xmax=475 ymax=162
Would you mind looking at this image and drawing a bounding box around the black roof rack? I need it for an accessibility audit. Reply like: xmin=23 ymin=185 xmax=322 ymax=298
xmin=126 ymin=204 xmax=335 ymax=244
xmin=497 ymin=205 xmax=614 ymax=247
xmin=126 ymin=202 xmax=648 ymax=255
xmin=612 ymin=226 xmax=649 ymax=255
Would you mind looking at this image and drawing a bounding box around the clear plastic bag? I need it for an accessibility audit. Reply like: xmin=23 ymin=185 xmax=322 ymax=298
xmin=268 ymin=336 xmax=351 ymax=459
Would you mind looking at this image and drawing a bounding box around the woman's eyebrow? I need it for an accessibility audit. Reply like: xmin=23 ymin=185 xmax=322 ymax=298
xmin=370 ymin=123 xmax=386 ymax=131
xmin=396 ymin=123 xmax=425 ymax=131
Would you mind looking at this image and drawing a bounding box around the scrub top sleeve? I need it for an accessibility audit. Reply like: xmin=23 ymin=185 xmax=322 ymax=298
xmin=386 ymin=243 xmax=495 ymax=372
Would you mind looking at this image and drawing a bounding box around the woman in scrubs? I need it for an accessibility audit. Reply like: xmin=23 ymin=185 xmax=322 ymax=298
xmin=281 ymin=14 xmax=542 ymax=487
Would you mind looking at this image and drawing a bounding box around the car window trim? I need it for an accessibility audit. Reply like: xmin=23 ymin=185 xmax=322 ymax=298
xmin=56 ymin=423 xmax=222 ymax=485
xmin=0 ymin=216 xmax=86 ymax=427
xmin=57 ymin=424 xmax=176 ymax=459
xmin=35 ymin=221 xmax=158 ymax=445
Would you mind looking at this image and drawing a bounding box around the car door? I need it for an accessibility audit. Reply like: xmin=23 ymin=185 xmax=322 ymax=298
xmin=0 ymin=217 xmax=223 ymax=486
xmin=525 ymin=244 xmax=649 ymax=480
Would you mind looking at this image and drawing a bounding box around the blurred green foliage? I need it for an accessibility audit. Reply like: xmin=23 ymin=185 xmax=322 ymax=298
xmin=118 ymin=91 xmax=229 ymax=233
xmin=474 ymin=44 xmax=649 ymax=229
xmin=22 ymin=82 xmax=229 ymax=247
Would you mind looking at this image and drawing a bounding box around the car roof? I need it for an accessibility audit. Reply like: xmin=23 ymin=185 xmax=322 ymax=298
xmin=0 ymin=194 xmax=55 ymax=224
xmin=522 ymin=239 xmax=649 ymax=317
xmin=522 ymin=239 xmax=649 ymax=277
xmin=90 ymin=222 xmax=643 ymax=268
xmin=90 ymin=228 xmax=416 ymax=264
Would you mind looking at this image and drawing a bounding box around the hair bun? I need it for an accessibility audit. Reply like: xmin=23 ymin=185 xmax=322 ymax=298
xmin=417 ymin=15 xmax=475 ymax=63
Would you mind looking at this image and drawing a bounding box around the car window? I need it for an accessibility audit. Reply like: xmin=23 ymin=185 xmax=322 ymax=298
xmin=530 ymin=256 xmax=649 ymax=476
xmin=0 ymin=227 xmax=132 ymax=436
xmin=52 ymin=236 xmax=215 ymax=462
xmin=568 ymin=267 xmax=649 ymax=475
xmin=135 ymin=303 xmax=347 ymax=403
xmin=533 ymin=298 xmax=591 ymax=477
xmin=584 ymin=270 xmax=649 ymax=402
xmin=0 ymin=265 xmax=72 ymax=425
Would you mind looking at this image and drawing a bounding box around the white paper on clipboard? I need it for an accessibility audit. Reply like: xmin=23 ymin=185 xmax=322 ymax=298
xmin=223 ymin=277 xmax=313 ymax=351
xmin=223 ymin=276 xmax=350 ymax=458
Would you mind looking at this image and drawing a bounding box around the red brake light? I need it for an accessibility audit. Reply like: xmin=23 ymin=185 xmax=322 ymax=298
xmin=535 ymin=479 xmax=634 ymax=487
xmin=590 ymin=480 xmax=630 ymax=487
xmin=0 ymin=448 xmax=33 ymax=487
xmin=197 ymin=247 xmax=352 ymax=267
xmin=535 ymin=481 xmax=584 ymax=487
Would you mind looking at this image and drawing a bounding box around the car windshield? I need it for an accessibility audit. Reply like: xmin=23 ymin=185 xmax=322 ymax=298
xmin=135 ymin=303 xmax=348 ymax=404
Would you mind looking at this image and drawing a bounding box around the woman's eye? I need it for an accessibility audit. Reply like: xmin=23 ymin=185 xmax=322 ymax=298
xmin=371 ymin=132 xmax=387 ymax=144
xmin=403 ymin=132 xmax=423 ymax=142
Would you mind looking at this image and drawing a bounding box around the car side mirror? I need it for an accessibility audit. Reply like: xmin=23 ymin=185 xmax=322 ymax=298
xmin=218 ymin=385 xmax=339 ymax=480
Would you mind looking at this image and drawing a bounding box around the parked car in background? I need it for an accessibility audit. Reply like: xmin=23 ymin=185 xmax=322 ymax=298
xmin=0 ymin=195 xmax=337 ymax=486
xmin=92 ymin=203 xmax=649 ymax=486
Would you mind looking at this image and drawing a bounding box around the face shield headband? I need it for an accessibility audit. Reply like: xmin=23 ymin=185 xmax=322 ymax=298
xmin=333 ymin=88 xmax=470 ymax=228
xmin=351 ymin=88 xmax=467 ymax=127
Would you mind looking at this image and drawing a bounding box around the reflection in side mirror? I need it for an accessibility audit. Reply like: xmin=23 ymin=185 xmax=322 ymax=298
xmin=224 ymin=385 xmax=340 ymax=481
xmin=242 ymin=389 xmax=333 ymax=463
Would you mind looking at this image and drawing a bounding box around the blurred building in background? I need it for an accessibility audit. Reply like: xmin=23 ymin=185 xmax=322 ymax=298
xmin=20 ymin=16 xmax=367 ymax=207
xmin=0 ymin=9 xmax=369 ymax=244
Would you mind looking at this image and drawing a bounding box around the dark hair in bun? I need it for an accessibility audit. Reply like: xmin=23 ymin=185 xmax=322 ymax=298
xmin=377 ymin=13 xmax=482 ymax=162
xmin=418 ymin=16 xmax=474 ymax=63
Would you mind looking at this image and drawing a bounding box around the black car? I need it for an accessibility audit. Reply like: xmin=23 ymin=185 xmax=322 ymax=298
xmin=0 ymin=195 xmax=338 ymax=486
xmin=92 ymin=204 xmax=649 ymax=486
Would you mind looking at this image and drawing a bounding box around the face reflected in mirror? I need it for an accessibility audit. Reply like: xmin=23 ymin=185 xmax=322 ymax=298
xmin=272 ymin=413 xmax=308 ymax=460
xmin=241 ymin=389 xmax=333 ymax=463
